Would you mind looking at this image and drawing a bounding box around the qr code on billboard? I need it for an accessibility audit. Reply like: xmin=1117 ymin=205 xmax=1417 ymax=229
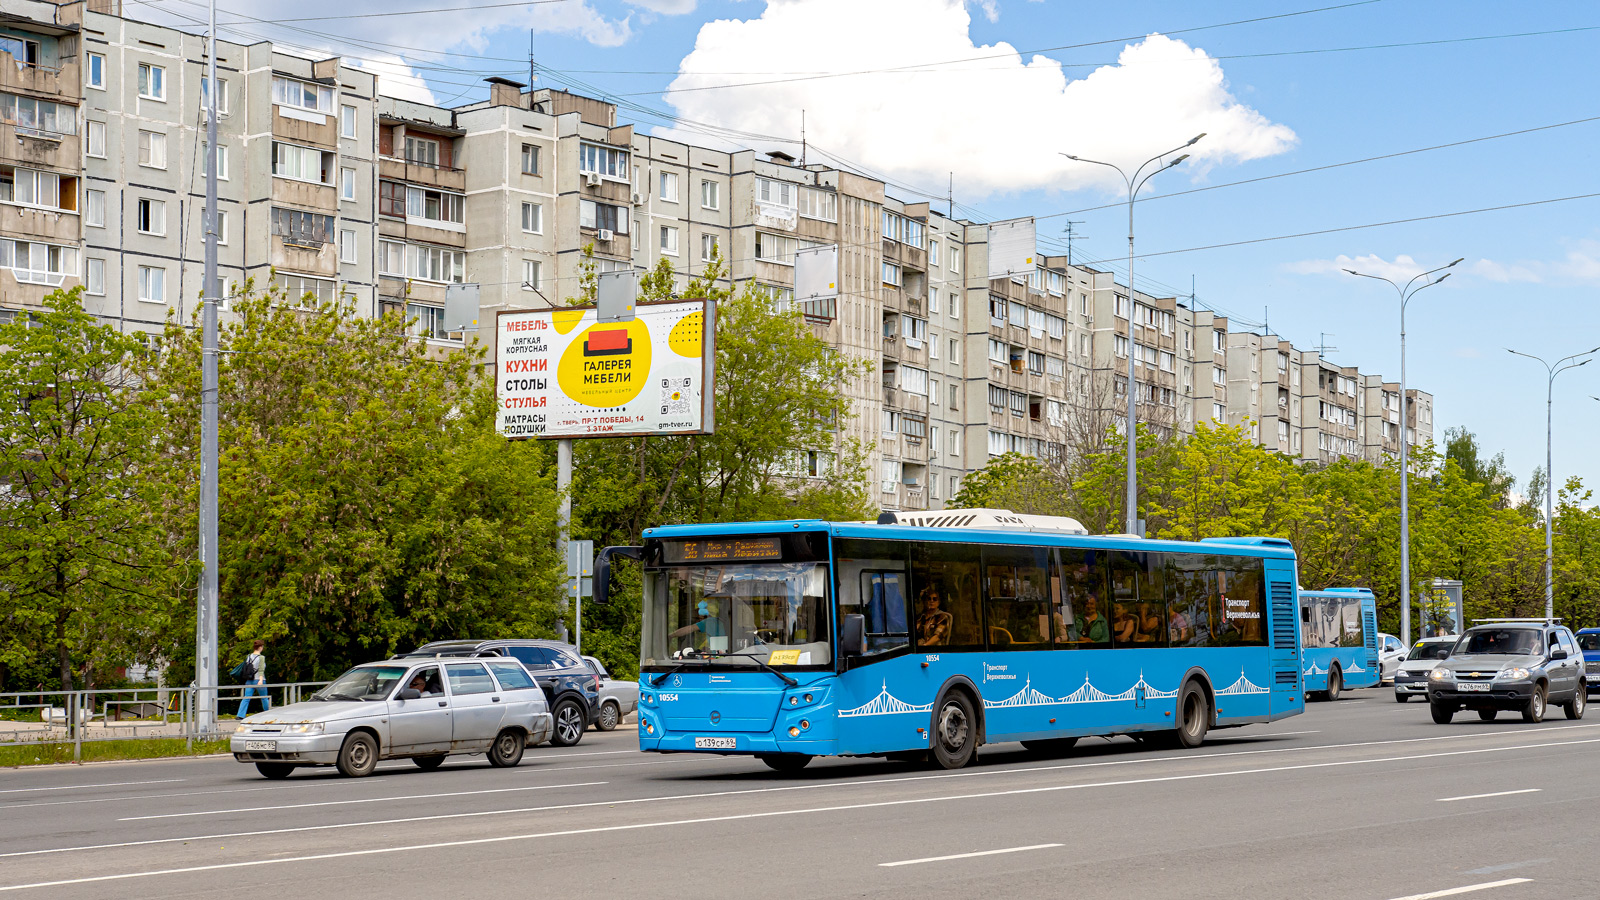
xmin=660 ymin=377 xmax=692 ymax=415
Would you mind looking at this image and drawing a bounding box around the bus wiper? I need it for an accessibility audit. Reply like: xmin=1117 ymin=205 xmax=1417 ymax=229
xmin=736 ymin=655 xmax=798 ymax=687
xmin=649 ymin=664 xmax=686 ymax=687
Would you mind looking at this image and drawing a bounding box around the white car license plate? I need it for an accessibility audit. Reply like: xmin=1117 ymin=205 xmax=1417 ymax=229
xmin=245 ymin=740 xmax=276 ymax=751
xmin=694 ymin=736 xmax=736 ymax=750
xmin=1458 ymin=682 xmax=1490 ymax=692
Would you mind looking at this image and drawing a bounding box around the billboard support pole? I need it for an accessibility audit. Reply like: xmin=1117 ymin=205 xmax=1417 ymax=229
xmin=557 ymin=437 xmax=572 ymax=643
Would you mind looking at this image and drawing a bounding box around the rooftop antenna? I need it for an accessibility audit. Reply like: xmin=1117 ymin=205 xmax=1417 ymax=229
xmin=1262 ymin=305 xmax=1270 ymax=337
xmin=1315 ymin=332 xmax=1338 ymax=359
xmin=800 ymin=109 xmax=806 ymax=168
xmin=1062 ymin=220 xmax=1086 ymax=267
xmin=948 ymin=172 xmax=954 ymax=219
xmin=528 ymin=28 xmax=536 ymax=86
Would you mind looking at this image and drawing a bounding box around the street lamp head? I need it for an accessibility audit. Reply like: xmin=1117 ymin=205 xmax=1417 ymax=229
xmin=1061 ymin=152 xmax=1079 ymax=160
xmin=1448 ymin=257 xmax=1465 ymax=267
xmin=1188 ymin=133 xmax=1206 ymax=145
xmin=1168 ymin=154 xmax=1189 ymax=167
xmin=1341 ymin=268 xmax=1359 ymax=276
xmin=1433 ymin=273 xmax=1450 ymax=285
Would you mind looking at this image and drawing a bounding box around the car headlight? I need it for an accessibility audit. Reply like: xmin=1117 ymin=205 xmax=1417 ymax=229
xmin=280 ymin=722 xmax=326 ymax=734
xmin=234 ymin=723 xmax=251 ymax=733
xmin=1497 ymin=667 xmax=1531 ymax=681
xmin=1428 ymin=668 xmax=1454 ymax=681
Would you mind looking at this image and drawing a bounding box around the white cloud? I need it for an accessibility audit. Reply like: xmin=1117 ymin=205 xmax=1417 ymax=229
xmin=1469 ymin=258 xmax=1540 ymax=284
xmin=973 ymin=0 xmax=1000 ymax=23
xmin=1296 ymin=240 xmax=1600 ymax=288
xmin=628 ymin=0 xmax=700 ymax=12
xmin=1285 ymin=253 xmax=1433 ymax=282
xmin=660 ymin=0 xmax=1295 ymax=197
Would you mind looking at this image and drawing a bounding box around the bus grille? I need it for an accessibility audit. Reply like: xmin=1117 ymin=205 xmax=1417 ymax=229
xmin=1275 ymin=670 xmax=1299 ymax=685
xmin=1269 ymin=582 xmax=1296 ymax=650
xmin=1362 ymin=606 xmax=1380 ymax=671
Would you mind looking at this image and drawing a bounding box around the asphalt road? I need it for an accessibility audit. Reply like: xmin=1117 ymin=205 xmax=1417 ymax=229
xmin=1 ymin=690 xmax=1596 ymax=900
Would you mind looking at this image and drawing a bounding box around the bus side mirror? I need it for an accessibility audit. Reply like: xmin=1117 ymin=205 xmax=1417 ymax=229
xmin=594 ymin=545 xmax=643 ymax=607
xmin=841 ymin=614 xmax=866 ymax=657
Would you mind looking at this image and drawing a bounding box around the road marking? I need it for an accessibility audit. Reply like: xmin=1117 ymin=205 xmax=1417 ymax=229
xmin=0 ymin=779 xmax=183 ymax=795
xmin=2 ymin=785 xmax=302 ymax=811
xmin=2 ymin=735 xmax=1596 ymax=886
xmin=1385 ymin=878 xmax=1532 ymax=900
xmin=116 ymin=781 xmax=607 ymax=821
xmin=1436 ymin=789 xmax=1541 ymax=802
xmin=880 ymin=843 xmax=1062 ymax=868
xmin=1464 ymin=859 xmax=1551 ymax=876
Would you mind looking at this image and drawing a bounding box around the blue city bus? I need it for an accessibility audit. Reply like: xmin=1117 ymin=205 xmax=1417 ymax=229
xmin=1299 ymin=588 xmax=1380 ymax=701
xmin=629 ymin=511 xmax=1306 ymax=771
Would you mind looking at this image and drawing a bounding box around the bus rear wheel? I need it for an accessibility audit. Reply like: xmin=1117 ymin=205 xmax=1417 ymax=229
xmin=930 ymin=692 xmax=977 ymax=769
xmin=757 ymin=753 xmax=812 ymax=773
xmin=1020 ymin=737 xmax=1078 ymax=756
xmin=1169 ymin=681 xmax=1210 ymax=749
xmin=1324 ymin=668 xmax=1342 ymax=702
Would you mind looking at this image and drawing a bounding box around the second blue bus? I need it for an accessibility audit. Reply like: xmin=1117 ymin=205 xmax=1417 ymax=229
xmin=1299 ymin=587 xmax=1380 ymax=701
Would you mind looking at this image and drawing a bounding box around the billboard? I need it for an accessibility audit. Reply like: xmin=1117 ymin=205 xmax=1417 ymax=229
xmin=987 ymin=217 xmax=1037 ymax=279
xmin=496 ymin=299 xmax=716 ymax=439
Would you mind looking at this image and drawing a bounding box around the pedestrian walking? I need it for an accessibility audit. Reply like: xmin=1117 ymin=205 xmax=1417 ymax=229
xmin=234 ymin=640 xmax=269 ymax=718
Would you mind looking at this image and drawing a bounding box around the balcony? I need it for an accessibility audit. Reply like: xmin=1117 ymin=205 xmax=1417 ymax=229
xmin=0 ymin=121 xmax=78 ymax=171
xmin=379 ymin=156 xmax=465 ymax=193
xmin=272 ymin=105 xmax=338 ymax=147
xmin=0 ymin=56 xmax=76 ymax=100
xmin=0 ymin=201 xmax=78 ymax=243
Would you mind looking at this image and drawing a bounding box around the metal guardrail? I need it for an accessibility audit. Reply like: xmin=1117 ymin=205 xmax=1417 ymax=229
xmin=0 ymin=681 xmax=330 ymax=760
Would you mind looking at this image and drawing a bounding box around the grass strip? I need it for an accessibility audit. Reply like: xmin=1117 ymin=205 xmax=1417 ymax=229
xmin=0 ymin=738 xmax=230 ymax=767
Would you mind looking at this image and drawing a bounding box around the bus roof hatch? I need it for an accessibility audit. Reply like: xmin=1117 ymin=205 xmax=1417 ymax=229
xmin=877 ymin=508 xmax=1089 ymax=536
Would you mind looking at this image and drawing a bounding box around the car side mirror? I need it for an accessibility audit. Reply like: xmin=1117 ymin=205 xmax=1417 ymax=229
xmin=397 ymin=688 xmax=422 ymax=700
xmin=1552 ymin=647 xmax=1568 ymax=660
xmin=841 ymin=614 xmax=866 ymax=657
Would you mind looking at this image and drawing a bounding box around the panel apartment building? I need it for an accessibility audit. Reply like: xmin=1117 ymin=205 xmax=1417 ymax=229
xmin=0 ymin=2 xmax=1434 ymax=512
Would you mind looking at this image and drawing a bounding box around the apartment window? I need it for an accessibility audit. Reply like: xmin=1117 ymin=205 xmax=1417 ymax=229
xmin=700 ymin=179 xmax=719 ymax=210
xmin=1115 ymin=295 xmax=1130 ymax=318
xmin=200 ymin=76 xmax=228 ymax=114
xmin=1214 ymin=330 xmax=1226 ymax=352
xmin=798 ymin=187 xmax=835 ymax=221
xmin=755 ymin=176 xmax=796 ymax=207
xmin=579 ymin=199 xmax=627 ymax=234
xmin=377 ymin=240 xmax=403 ymax=275
xmin=138 ymin=130 xmax=167 ymax=169
xmin=271 ymin=208 xmax=335 ymax=248
xmin=275 ymin=273 xmax=336 ymax=306
xmin=210 ymin=209 xmax=229 ymax=245
xmin=86 ymin=257 xmax=104 ymax=295
xmin=1213 ymin=366 xmax=1226 ymax=385
xmin=136 ymin=198 xmax=165 ymax=236
xmin=900 ymin=365 xmax=929 ymax=396
xmin=949 ymin=383 xmax=960 ymax=410
xmin=901 ymin=316 xmax=927 ymax=346
xmin=659 ymin=171 xmax=679 ymax=202
xmin=336 ymin=105 xmax=357 ymax=139
xmin=1009 ymin=300 xmax=1026 ymax=325
xmin=272 ymin=142 xmax=332 ymax=184
xmin=340 ymin=167 xmax=356 ymax=201
xmin=904 ymin=219 xmax=925 ymax=249
xmin=521 ymin=202 xmax=542 ymax=233
xmin=948 ymin=243 xmax=960 ymax=274
xmin=928 ymin=286 xmax=939 ymax=314
xmin=949 ymin=430 xmax=960 ymax=459
xmin=378 ymin=181 xmax=405 ymax=218
xmin=1115 ymin=335 xmax=1130 ymax=358
xmin=520 ymin=143 xmax=540 ymax=175
xmin=988 ymin=338 xmax=1006 ymax=363
xmin=949 ymin=338 xmax=959 ymax=362
xmin=272 ymin=75 xmax=333 ymax=113
xmin=86 ymin=121 xmax=105 ymax=157
xmin=660 ymin=225 xmax=679 ymax=256
xmin=202 ymin=142 xmax=230 ymax=180
xmin=403 ymin=135 xmax=440 ymax=168
xmin=988 ymin=385 xmax=1007 ymax=411
xmin=522 ymin=259 xmax=541 ymax=291
xmin=1027 ymin=350 xmax=1045 ymax=375
xmin=700 ymin=233 xmax=718 ymax=262
xmin=137 ymin=265 xmax=165 ymax=303
xmin=1047 ymin=314 xmax=1066 ymax=339
xmin=85 ymin=189 xmax=104 ymax=227
xmin=407 ymin=303 xmax=448 ymax=340
xmin=930 ymin=377 xmax=940 ymax=405
xmin=1214 ymin=402 xmax=1226 ymax=421
xmin=406 ymin=186 xmax=465 ymax=226
xmin=87 ymin=52 xmax=105 ymax=89
xmin=882 ymin=261 xmax=901 ymax=286
xmin=928 ymin=241 xmax=939 ymax=267
xmin=929 ymin=332 xmax=939 ymax=359
xmin=403 ymin=243 xmax=465 ymax=283
xmin=1046 ymin=356 xmax=1066 ymax=378
xmin=881 ymin=210 xmax=902 ymax=243
xmin=339 ymin=228 xmax=356 ymax=263
xmin=137 ymin=63 xmax=165 ymax=101
xmin=0 ymin=166 xmax=61 ymax=209
xmin=753 ymin=231 xmax=821 ymax=265
xmin=578 ymin=142 xmax=629 ymax=179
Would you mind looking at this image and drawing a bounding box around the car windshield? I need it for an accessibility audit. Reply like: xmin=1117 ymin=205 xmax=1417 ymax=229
xmin=1406 ymin=642 xmax=1453 ymax=661
xmin=1578 ymin=633 xmax=1600 ymax=652
xmin=1456 ymin=628 xmax=1539 ymax=657
xmin=311 ymin=665 xmax=409 ymax=701
xmin=642 ymin=562 xmax=831 ymax=668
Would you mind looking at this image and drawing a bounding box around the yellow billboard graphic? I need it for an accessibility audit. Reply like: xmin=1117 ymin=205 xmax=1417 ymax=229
xmin=557 ymin=318 xmax=654 ymax=408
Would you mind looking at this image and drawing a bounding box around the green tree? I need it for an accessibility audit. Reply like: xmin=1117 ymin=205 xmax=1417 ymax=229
xmin=0 ymin=288 xmax=175 ymax=692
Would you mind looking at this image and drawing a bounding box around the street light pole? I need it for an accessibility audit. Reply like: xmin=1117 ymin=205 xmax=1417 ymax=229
xmin=1507 ymin=347 xmax=1598 ymax=621
xmin=1062 ymin=133 xmax=1204 ymax=535
xmin=1344 ymin=258 xmax=1461 ymax=644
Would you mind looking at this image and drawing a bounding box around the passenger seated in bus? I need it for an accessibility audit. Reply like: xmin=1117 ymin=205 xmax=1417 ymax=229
xmin=1113 ymin=603 xmax=1138 ymax=643
xmin=1134 ymin=603 xmax=1162 ymax=643
xmin=1068 ymin=594 xmax=1109 ymax=644
xmin=1167 ymin=601 xmax=1193 ymax=644
xmin=915 ymin=586 xmax=953 ymax=647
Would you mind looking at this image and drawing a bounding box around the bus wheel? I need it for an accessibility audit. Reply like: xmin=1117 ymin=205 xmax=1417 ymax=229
xmin=1171 ymin=681 xmax=1210 ymax=749
xmin=931 ymin=692 xmax=977 ymax=769
xmin=1325 ymin=668 xmax=1342 ymax=702
xmin=757 ymin=753 xmax=812 ymax=772
xmin=1021 ymin=737 xmax=1078 ymax=757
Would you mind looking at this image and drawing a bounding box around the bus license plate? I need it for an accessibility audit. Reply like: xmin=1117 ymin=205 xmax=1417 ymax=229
xmin=694 ymin=736 xmax=736 ymax=750
xmin=1458 ymin=683 xmax=1489 ymax=692
xmin=245 ymin=740 xmax=276 ymax=751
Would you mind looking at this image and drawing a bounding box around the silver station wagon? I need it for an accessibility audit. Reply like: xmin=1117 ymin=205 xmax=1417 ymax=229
xmin=231 ymin=658 xmax=554 ymax=778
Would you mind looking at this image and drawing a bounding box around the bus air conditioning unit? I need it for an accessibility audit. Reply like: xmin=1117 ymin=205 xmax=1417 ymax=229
xmin=876 ymin=507 xmax=1089 ymax=536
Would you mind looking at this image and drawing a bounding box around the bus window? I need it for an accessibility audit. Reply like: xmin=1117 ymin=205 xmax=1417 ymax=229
xmin=1166 ymin=555 xmax=1213 ymax=647
xmin=1108 ymin=552 xmax=1166 ymax=647
xmin=1212 ymin=557 xmax=1266 ymax=646
xmin=1057 ymin=549 xmax=1109 ymax=646
xmin=834 ymin=539 xmax=910 ymax=655
xmin=1339 ymin=598 xmax=1365 ymax=648
xmin=982 ymin=545 xmax=1050 ymax=651
xmin=910 ymin=541 xmax=983 ymax=651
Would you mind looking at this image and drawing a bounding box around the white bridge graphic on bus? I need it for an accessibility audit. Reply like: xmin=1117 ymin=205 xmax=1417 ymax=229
xmin=1304 ymin=659 xmax=1369 ymax=677
xmin=839 ymin=670 xmax=1268 ymax=718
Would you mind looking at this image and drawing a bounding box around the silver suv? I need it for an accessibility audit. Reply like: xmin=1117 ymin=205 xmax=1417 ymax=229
xmin=1425 ymin=620 xmax=1588 ymax=724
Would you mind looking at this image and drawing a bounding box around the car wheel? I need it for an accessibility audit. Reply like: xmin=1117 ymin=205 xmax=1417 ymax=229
xmin=488 ymin=728 xmax=526 ymax=768
xmin=1522 ymin=684 xmax=1546 ymax=723
xmin=1477 ymin=709 xmax=1497 ymax=722
xmin=255 ymin=762 xmax=294 ymax=780
xmin=930 ymin=691 xmax=978 ymax=769
xmin=336 ymin=731 xmax=379 ymax=777
xmin=412 ymin=754 xmax=446 ymax=771
xmin=1429 ymin=700 xmax=1455 ymax=724
xmin=1394 ymin=694 xmax=1410 ymax=703
xmin=1563 ymin=686 xmax=1586 ymax=720
xmin=550 ymin=699 xmax=586 ymax=747
xmin=757 ymin=753 xmax=813 ymax=772
xmin=595 ymin=701 xmax=620 ymax=732
xmin=1325 ymin=668 xmax=1342 ymax=702
xmin=1020 ymin=737 xmax=1079 ymax=756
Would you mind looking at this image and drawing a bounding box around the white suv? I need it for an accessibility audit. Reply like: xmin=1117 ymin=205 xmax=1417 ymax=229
xmin=1393 ymin=636 xmax=1457 ymax=702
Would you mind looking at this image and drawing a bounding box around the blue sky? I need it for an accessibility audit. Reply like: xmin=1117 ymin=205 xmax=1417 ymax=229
xmin=180 ymin=0 xmax=1600 ymax=495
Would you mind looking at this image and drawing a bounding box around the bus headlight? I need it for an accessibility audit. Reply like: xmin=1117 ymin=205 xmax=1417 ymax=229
xmin=788 ymin=726 xmax=800 ymax=737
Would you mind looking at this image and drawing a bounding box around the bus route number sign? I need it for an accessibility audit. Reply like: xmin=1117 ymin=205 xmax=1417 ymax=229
xmin=663 ymin=538 xmax=783 ymax=564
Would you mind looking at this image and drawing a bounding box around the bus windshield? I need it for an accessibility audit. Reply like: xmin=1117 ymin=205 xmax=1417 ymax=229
xmin=1578 ymin=633 xmax=1600 ymax=653
xmin=642 ymin=562 xmax=831 ymax=669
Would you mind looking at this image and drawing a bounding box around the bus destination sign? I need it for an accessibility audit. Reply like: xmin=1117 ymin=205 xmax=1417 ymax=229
xmin=663 ymin=537 xmax=784 ymax=564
